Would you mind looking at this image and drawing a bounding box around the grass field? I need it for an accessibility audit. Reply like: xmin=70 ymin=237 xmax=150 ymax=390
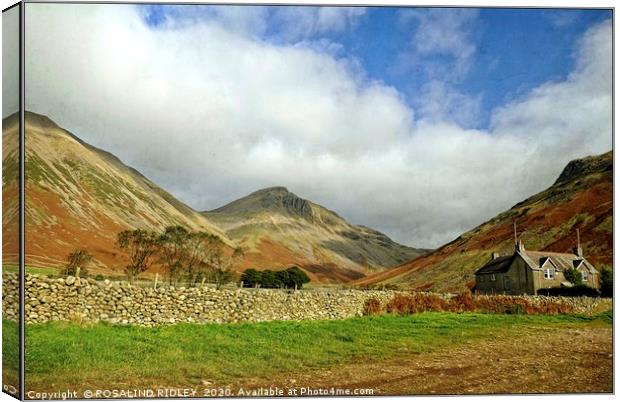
xmin=3 ymin=265 xmax=58 ymax=276
xmin=8 ymin=311 xmax=611 ymax=392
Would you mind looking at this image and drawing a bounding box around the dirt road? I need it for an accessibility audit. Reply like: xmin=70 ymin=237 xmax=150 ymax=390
xmin=231 ymin=326 xmax=612 ymax=395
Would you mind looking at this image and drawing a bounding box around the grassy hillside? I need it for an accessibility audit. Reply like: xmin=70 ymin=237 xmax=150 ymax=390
xmin=356 ymin=151 xmax=612 ymax=292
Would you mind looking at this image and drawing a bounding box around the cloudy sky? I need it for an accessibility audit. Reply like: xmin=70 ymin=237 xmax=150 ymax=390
xmin=18 ymin=4 xmax=612 ymax=248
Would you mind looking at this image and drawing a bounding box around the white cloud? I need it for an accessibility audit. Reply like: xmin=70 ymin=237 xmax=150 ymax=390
xmin=2 ymin=6 xmax=19 ymax=118
xmin=272 ymin=6 xmax=366 ymax=41
xmin=413 ymin=80 xmax=483 ymax=128
xmin=397 ymin=8 xmax=481 ymax=126
xmin=24 ymin=4 xmax=612 ymax=249
xmin=400 ymin=8 xmax=479 ymax=80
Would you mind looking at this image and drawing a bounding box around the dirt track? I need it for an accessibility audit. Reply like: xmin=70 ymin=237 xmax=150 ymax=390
xmin=232 ymin=326 xmax=612 ymax=395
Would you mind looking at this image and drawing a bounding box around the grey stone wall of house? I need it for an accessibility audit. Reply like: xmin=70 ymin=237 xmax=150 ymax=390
xmin=2 ymin=274 xmax=612 ymax=326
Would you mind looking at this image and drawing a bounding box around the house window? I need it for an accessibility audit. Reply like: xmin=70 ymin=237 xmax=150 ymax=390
xmin=544 ymin=269 xmax=555 ymax=279
xmin=581 ymin=271 xmax=588 ymax=281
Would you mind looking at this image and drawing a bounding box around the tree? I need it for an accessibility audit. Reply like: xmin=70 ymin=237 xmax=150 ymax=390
xmin=117 ymin=229 xmax=160 ymax=283
xmin=260 ymin=270 xmax=279 ymax=288
xmin=275 ymin=270 xmax=291 ymax=288
xmin=285 ymin=266 xmax=310 ymax=289
xmin=158 ymin=226 xmax=190 ymax=285
xmin=239 ymin=266 xmax=311 ymax=289
xmin=203 ymin=246 xmax=243 ymax=289
xmin=241 ymin=269 xmax=261 ymax=288
xmin=62 ymin=249 xmax=92 ymax=277
xmin=564 ymin=268 xmax=583 ymax=286
xmin=185 ymin=232 xmax=223 ymax=287
xmin=600 ymin=267 xmax=612 ymax=297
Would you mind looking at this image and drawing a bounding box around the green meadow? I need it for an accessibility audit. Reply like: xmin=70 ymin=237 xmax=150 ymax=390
xmin=6 ymin=311 xmax=611 ymax=391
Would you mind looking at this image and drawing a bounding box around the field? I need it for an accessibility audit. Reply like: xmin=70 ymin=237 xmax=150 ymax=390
xmin=8 ymin=311 xmax=612 ymax=396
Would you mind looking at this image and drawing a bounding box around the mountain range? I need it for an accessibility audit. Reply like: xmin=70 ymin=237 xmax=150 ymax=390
xmin=3 ymin=112 xmax=424 ymax=282
xmin=355 ymin=151 xmax=613 ymax=292
xmin=2 ymin=112 xmax=612 ymax=288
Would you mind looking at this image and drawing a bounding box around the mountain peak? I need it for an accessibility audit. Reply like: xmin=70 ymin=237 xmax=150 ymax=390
xmin=209 ymin=186 xmax=314 ymax=219
xmin=554 ymin=151 xmax=612 ymax=186
xmin=251 ymin=186 xmax=290 ymax=196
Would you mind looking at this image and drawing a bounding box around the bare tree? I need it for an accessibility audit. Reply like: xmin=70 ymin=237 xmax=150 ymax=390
xmin=117 ymin=229 xmax=160 ymax=283
xmin=204 ymin=246 xmax=243 ymax=289
xmin=184 ymin=232 xmax=222 ymax=286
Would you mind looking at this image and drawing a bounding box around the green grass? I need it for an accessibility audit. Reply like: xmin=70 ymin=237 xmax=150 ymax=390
xmin=2 ymin=318 xmax=20 ymax=387
xmin=3 ymin=265 xmax=59 ymax=276
xmin=8 ymin=311 xmax=611 ymax=390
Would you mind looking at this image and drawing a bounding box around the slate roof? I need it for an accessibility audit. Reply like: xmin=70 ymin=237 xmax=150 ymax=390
xmin=474 ymin=255 xmax=515 ymax=275
xmin=519 ymin=250 xmax=598 ymax=273
xmin=475 ymin=248 xmax=598 ymax=276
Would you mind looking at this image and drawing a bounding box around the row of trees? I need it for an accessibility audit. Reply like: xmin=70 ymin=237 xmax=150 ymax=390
xmin=116 ymin=226 xmax=244 ymax=287
xmin=240 ymin=267 xmax=310 ymax=289
xmin=61 ymin=231 xmax=314 ymax=290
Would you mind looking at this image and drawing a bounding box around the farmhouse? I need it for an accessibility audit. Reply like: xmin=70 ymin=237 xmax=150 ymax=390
xmin=474 ymin=239 xmax=599 ymax=295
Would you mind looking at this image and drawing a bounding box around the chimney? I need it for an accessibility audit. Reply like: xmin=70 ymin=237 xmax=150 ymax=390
xmin=491 ymin=252 xmax=500 ymax=260
xmin=515 ymin=239 xmax=525 ymax=253
xmin=573 ymin=229 xmax=583 ymax=257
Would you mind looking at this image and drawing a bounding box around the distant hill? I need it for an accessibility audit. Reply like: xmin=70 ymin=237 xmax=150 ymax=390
xmin=204 ymin=187 xmax=427 ymax=283
xmin=2 ymin=112 xmax=232 ymax=272
xmin=355 ymin=151 xmax=613 ymax=292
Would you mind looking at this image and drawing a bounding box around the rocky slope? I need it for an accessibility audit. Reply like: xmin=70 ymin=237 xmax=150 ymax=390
xmin=2 ymin=112 xmax=232 ymax=273
xmin=204 ymin=187 xmax=427 ymax=282
xmin=355 ymin=151 xmax=613 ymax=292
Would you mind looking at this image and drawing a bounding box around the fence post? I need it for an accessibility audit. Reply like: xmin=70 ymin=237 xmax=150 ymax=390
xmin=154 ymin=273 xmax=159 ymax=290
xmin=75 ymin=266 xmax=81 ymax=279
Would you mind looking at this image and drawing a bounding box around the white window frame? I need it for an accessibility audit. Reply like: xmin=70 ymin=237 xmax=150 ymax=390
xmin=581 ymin=271 xmax=588 ymax=281
xmin=544 ymin=268 xmax=555 ymax=280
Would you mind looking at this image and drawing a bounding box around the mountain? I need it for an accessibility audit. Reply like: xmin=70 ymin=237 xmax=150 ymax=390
xmin=203 ymin=186 xmax=427 ymax=282
xmin=2 ymin=112 xmax=232 ymax=272
xmin=355 ymin=151 xmax=613 ymax=292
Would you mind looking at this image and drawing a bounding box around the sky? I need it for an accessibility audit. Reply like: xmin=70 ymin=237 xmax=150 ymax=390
xmin=19 ymin=4 xmax=612 ymax=248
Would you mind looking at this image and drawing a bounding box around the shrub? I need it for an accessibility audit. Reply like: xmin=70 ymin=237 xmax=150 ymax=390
xmin=564 ymin=268 xmax=583 ymax=285
xmin=94 ymin=274 xmax=105 ymax=281
xmin=449 ymin=291 xmax=476 ymax=312
xmin=537 ymin=284 xmax=600 ymax=297
xmin=600 ymin=267 xmax=612 ymax=297
xmin=386 ymin=293 xmax=447 ymax=314
xmin=363 ymin=297 xmax=382 ymax=315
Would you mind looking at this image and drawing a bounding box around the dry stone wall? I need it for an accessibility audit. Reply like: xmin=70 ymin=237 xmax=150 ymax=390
xmin=1 ymin=274 xmax=612 ymax=326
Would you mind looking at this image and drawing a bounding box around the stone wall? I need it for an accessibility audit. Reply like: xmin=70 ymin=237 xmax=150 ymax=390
xmin=1 ymin=274 xmax=612 ymax=326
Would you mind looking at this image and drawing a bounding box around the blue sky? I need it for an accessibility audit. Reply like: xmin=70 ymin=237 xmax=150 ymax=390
xmin=139 ymin=5 xmax=611 ymax=129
